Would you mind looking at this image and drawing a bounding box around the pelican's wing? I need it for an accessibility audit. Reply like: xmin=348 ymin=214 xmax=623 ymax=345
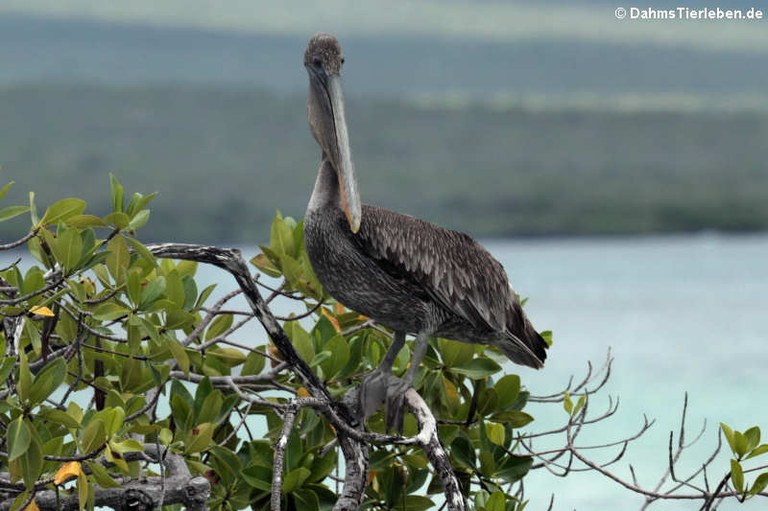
xmin=354 ymin=205 xmax=515 ymax=333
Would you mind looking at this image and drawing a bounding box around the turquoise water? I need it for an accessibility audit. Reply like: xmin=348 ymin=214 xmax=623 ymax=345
xmin=485 ymin=234 xmax=768 ymax=510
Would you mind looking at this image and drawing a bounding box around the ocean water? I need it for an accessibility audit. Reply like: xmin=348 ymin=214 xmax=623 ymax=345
xmin=485 ymin=234 xmax=768 ymax=510
xmin=5 ymin=233 xmax=766 ymax=509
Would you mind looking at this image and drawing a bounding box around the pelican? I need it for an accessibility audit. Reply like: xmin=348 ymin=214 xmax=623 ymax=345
xmin=302 ymin=33 xmax=548 ymax=430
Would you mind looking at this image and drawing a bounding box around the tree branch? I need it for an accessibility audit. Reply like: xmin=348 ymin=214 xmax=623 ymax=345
xmin=0 ymin=445 xmax=209 ymax=511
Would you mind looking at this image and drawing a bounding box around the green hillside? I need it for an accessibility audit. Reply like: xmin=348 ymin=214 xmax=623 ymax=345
xmin=1 ymin=84 xmax=766 ymax=243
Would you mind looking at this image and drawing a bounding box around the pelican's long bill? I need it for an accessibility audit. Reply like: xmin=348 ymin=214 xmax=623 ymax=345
xmin=310 ymin=66 xmax=362 ymax=233
xmin=326 ymin=75 xmax=361 ymax=233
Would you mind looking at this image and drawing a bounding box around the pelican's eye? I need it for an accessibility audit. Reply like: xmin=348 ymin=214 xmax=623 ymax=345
xmin=312 ymin=56 xmax=322 ymax=68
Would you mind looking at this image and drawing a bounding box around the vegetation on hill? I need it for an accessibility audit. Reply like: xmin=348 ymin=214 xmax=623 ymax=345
xmin=1 ymin=84 xmax=766 ymax=244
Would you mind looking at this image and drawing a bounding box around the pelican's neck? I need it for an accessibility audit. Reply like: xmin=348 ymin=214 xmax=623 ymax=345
xmin=307 ymin=158 xmax=339 ymax=213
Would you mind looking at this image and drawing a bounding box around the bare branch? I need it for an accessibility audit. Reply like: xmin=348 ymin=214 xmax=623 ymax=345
xmin=272 ymin=404 xmax=299 ymax=511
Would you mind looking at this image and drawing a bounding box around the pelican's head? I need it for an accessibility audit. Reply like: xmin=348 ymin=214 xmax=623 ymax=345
xmin=305 ymin=33 xmax=361 ymax=233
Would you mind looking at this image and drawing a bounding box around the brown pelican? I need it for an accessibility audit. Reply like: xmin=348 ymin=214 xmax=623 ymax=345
xmin=302 ymin=33 xmax=548 ymax=430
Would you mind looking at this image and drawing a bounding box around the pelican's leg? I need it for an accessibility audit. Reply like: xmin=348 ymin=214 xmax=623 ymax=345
xmin=385 ymin=332 xmax=430 ymax=434
xmin=359 ymin=331 xmax=406 ymax=420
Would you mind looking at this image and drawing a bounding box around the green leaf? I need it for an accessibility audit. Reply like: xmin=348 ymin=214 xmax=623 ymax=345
xmin=17 ymin=353 xmax=32 ymax=404
xmin=489 ymin=410 xmax=534 ymax=428
xmin=310 ymin=351 xmax=331 ymax=368
xmin=95 ymin=407 xmax=126 ymax=437
xmin=110 ymin=174 xmax=125 ymax=212
xmin=0 ymin=205 xmax=29 ymax=223
xmin=7 ymin=417 xmax=31 ymax=462
xmin=40 ymin=198 xmax=87 ymax=226
xmin=563 ymin=392 xmax=573 ymax=415
xmin=92 ymin=302 xmax=130 ymax=321
xmin=209 ymin=445 xmax=242 ymax=486
xmin=166 ymin=309 xmax=194 ymax=330
xmin=106 ymin=235 xmax=130 ymax=285
xmin=722 ymin=423 xmax=737 ymax=455
xmin=271 ymin=215 xmax=297 ymax=258
xmin=24 ymin=319 xmax=42 ymax=355
xmin=126 ymin=191 xmax=157 ymax=217
xmin=108 ymin=438 xmax=144 ymax=454
xmin=164 ymin=270 xmax=186 ymax=309
xmin=320 ymin=334 xmax=349 ymax=379
xmin=139 ymin=276 xmax=166 ymax=308
xmin=124 ymin=236 xmax=157 ymax=267
xmin=294 ymin=489 xmax=321 ymax=511
xmin=39 ymin=409 xmax=81 ymax=429
xmin=0 ymin=180 xmax=14 ymax=200
xmin=242 ymin=351 xmax=266 ymax=376
xmin=450 ymin=435 xmax=476 ymax=469
xmin=402 ymin=495 xmax=435 ymax=511
xmin=78 ymin=465 xmax=89 ymax=509
xmin=159 ymin=428 xmax=173 ymax=445
xmin=196 ymin=390 xmax=225 ymax=425
xmin=87 ymin=460 xmax=121 ymax=488
xmin=282 ymin=467 xmax=311 ymax=493
xmin=28 ymin=357 xmax=66 ymax=407
xmin=206 ymin=313 xmax=234 ymax=341
xmin=103 ymin=211 xmax=130 ymax=229
xmin=733 ymin=431 xmax=748 ymax=458
xmin=53 ymin=227 xmax=84 ymax=272
xmin=485 ymin=491 xmax=506 ymax=511
xmin=120 ymin=357 xmax=145 ymax=392
xmin=744 ymin=426 xmax=761 ymax=453
xmin=126 ymin=268 xmax=142 ymax=306
xmin=209 ymin=347 xmax=246 ymax=368
xmin=9 ymin=424 xmax=43 ymax=489
xmin=479 ymin=450 xmax=496 ymax=477
xmin=127 ymin=209 xmax=150 ymax=230
xmin=185 ymin=422 xmax=214 ymax=454
xmin=485 ymin=422 xmax=505 ymax=446
xmin=574 ymin=394 xmax=586 ymax=416
xmin=65 ymin=214 xmax=107 ymax=228
xmin=167 ymin=338 xmax=191 ymax=375
xmin=250 ymin=252 xmax=282 ymax=278
xmin=750 ymin=472 xmax=768 ymax=497
xmin=285 ymin=322 xmax=314 ymax=364
xmin=80 ymin=418 xmax=106 ymax=453
xmin=731 ymin=459 xmax=744 ymax=493
xmin=0 ymin=358 xmax=17 ymax=391
xmin=438 ymin=338 xmax=475 ymax=368
xmin=494 ymin=374 xmax=521 ymax=409
xmin=746 ymin=444 xmax=768 ymax=460
xmin=176 ymin=260 xmax=198 ymax=278
xmin=241 ymin=464 xmax=273 ymax=491
xmin=28 ymin=191 xmax=39 ymax=225
xmin=449 ymin=357 xmax=502 ymax=379
xmin=496 ymin=455 xmax=533 ymax=484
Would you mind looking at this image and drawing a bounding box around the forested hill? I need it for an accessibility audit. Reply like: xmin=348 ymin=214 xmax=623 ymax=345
xmin=1 ymin=13 xmax=768 ymax=97
xmin=1 ymin=85 xmax=766 ymax=243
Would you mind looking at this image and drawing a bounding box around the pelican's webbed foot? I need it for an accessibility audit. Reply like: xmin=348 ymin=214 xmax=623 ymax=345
xmin=358 ymin=372 xmax=412 ymax=434
xmin=358 ymin=367 xmax=389 ymax=420
xmin=384 ymin=376 xmax=411 ymax=434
